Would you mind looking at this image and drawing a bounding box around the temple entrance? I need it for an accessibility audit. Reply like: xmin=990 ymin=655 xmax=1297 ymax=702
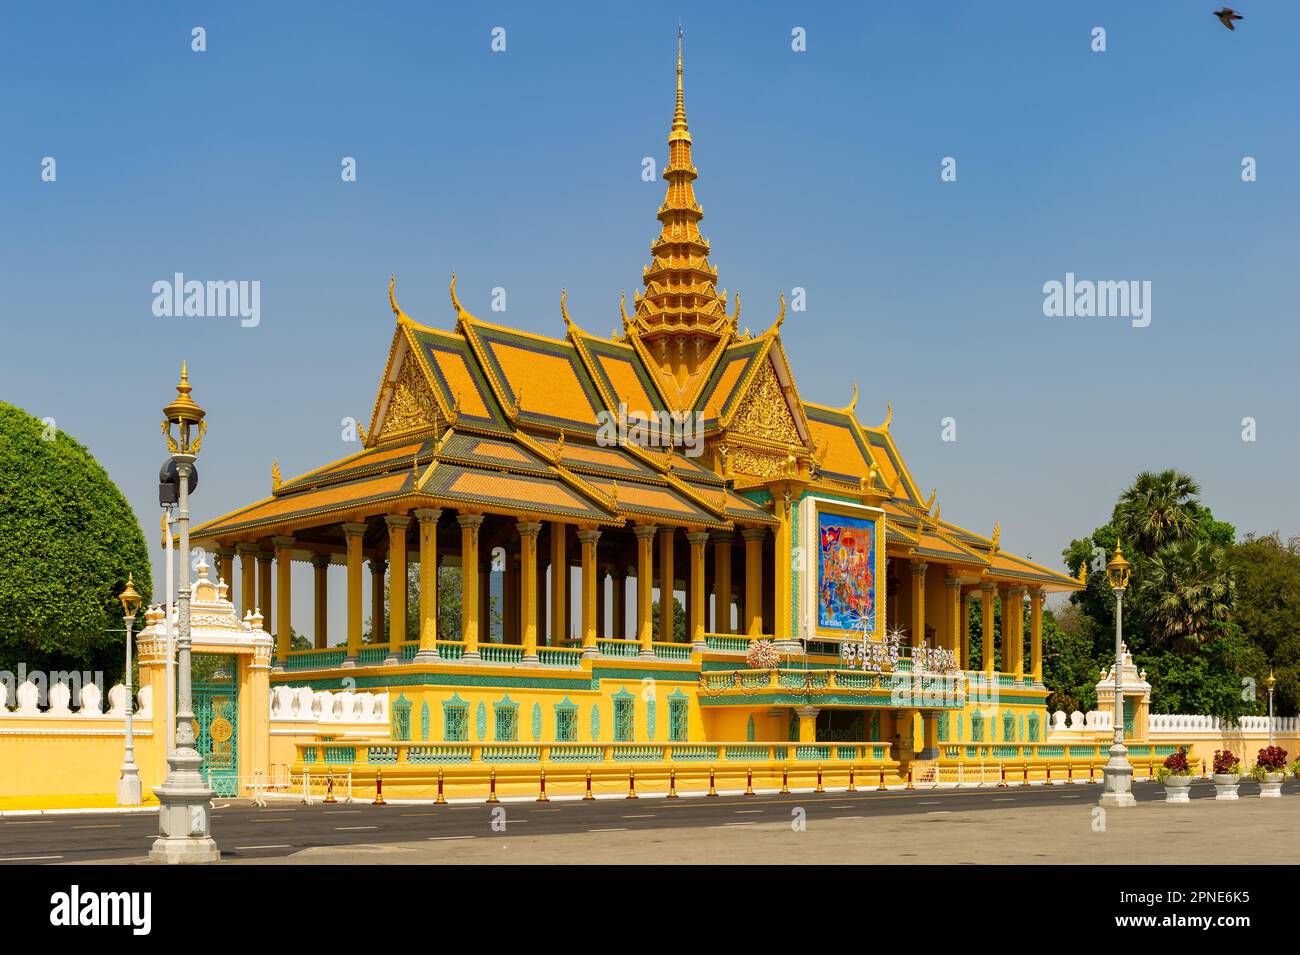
xmin=189 ymin=654 xmax=239 ymax=797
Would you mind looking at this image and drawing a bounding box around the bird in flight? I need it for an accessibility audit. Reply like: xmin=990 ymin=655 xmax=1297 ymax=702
xmin=1213 ymin=7 xmax=1243 ymax=30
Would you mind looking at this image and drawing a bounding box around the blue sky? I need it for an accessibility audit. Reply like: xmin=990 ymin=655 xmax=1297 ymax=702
xmin=3 ymin=1 xmax=1297 ymax=622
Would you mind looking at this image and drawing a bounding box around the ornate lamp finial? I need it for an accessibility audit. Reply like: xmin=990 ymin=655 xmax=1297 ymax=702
xmin=1106 ymin=540 xmax=1132 ymax=592
xmin=119 ymin=573 xmax=143 ymax=618
xmin=162 ymin=362 xmax=206 ymax=455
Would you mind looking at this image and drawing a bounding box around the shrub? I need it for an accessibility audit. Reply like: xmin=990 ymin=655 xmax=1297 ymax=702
xmin=1158 ymin=747 xmax=1192 ymax=781
xmin=1250 ymin=745 xmax=1288 ymax=780
xmin=1212 ymin=749 xmax=1241 ymax=776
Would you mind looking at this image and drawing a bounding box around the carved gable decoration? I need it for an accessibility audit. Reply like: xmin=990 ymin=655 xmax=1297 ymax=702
xmin=379 ymin=354 xmax=439 ymax=441
xmin=728 ymin=359 xmax=800 ymax=445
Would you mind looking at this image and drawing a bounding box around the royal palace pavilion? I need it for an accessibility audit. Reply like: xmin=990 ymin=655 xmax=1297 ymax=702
xmin=177 ymin=37 xmax=1105 ymax=799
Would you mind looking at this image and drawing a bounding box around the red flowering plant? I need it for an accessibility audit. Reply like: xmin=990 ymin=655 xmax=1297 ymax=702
xmin=1212 ymin=749 xmax=1241 ymax=777
xmin=1249 ymin=745 xmax=1288 ymax=781
xmin=1157 ymin=747 xmax=1192 ymax=782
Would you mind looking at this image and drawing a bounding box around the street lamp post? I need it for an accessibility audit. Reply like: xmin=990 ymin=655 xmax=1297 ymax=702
xmin=1099 ymin=541 xmax=1136 ymax=808
xmin=116 ymin=574 xmax=143 ymax=806
xmin=149 ymin=363 xmax=220 ymax=864
xmin=1266 ymin=671 xmax=1277 ymax=748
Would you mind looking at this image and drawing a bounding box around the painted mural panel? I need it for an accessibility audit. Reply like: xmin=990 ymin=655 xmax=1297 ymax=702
xmin=817 ymin=512 xmax=877 ymax=633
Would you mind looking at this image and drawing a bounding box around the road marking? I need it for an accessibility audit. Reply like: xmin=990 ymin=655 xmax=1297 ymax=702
xmin=250 ymin=818 xmax=289 ymax=823
xmin=1059 ymin=795 xmax=1081 ymax=799
xmin=833 ymin=815 xmax=866 ymax=820
xmin=323 ymin=810 xmax=363 ymax=814
xmin=720 ymin=822 xmax=756 ymax=827
xmin=622 ymin=814 xmax=657 ymax=819
xmin=259 ymin=808 xmax=297 ymax=813
xmin=919 ymin=800 xmax=942 ymax=805
xmin=1 ymin=821 xmax=50 ymax=825
xmin=531 ymin=808 xmax=563 ymax=813
xmin=587 ymin=827 xmax=628 ymax=833
xmin=829 ymin=805 xmax=853 ymax=809
xmin=733 ymin=809 xmax=763 ymax=814
xmin=0 ymin=855 xmax=62 ymax=862
xmin=428 ymin=835 xmax=476 ymax=841
xmin=334 ymin=825 xmax=378 ymax=831
xmin=235 ymin=844 xmax=291 ymax=850
xmin=926 ymin=811 xmax=951 ymax=815
xmin=72 ymin=824 xmax=121 ymax=829
xmin=993 ymin=797 xmax=1014 ymax=801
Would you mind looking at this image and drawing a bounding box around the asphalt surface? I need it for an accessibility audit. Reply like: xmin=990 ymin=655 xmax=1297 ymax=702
xmin=0 ymin=778 xmax=1286 ymax=864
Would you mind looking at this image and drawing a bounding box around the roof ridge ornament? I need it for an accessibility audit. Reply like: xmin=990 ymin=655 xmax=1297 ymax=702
xmin=881 ymin=400 xmax=893 ymax=431
xmin=388 ymin=274 xmax=410 ymax=325
xmin=272 ymin=460 xmax=282 ymax=491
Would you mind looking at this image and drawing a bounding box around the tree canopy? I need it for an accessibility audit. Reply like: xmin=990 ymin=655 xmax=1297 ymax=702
xmin=0 ymin=401 xmax=151 ymax=682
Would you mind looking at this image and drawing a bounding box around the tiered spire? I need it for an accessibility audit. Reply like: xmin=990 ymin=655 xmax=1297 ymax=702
xmin=627 ymin=29 xmax=734 ymax=393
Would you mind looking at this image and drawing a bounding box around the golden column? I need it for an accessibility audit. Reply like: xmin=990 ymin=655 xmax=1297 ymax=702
xmin=578 ymin=528 xmax=601 ymax=655
xmin=413 ymin=509 xmax=441 ymax=662
xmin=634 ymin=525 xmax=657 ymax=656
xmin=257 ymin=551 xmax=274 ymax=633
xmin=237 ymin=544 xmax=259 ymax=618
xmin=944 ymin=574 xmax=961 ymax=658
xmin=980 ymin=582 xmax=996 ymax=675
xmin=909 ymin=561 xmax=926 ymax=650
xmin=271 ymin=536 xmax=294 ymax=666
xmin=1029 ymin=587 xmax=1044 ymax=682
xmin=518 ymin=521 xmax=542 ymax=661
xmin=215 ymin=547 xmax=235 ymax=593
xmin=742 ymin=528 xmax=766 ymax=636
xmin=658 ymin=527 xmax=675 ymax=643
xmin=960 ymin=589 xmax=973 ymax=671
xmin=1006 ymin=586 xmax=1026 ymax=679
xmin=687 ymin=531 xmax=709 ymax=648
xmin=312 ymin=555 xmax=329 ymax=649
xmin=711 ymin=533 xmax=732 ymax=635
xmin=612 ymin=566 xmax=627 ymax=640
xmin=342 ymin=523 xmax=366 ymax=665
xmin=550 ymin=522 xmax=567 ymax=645
xmin=458 ymin=513 xmax=484 ymax=661
xmin=369 ymin=558 xmax=387 ymax=647
xmin=384 ymin=515 xmax=411 ymax=663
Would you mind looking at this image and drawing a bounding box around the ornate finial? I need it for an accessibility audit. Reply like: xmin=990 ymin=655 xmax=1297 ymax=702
xmin=554 ymin=431 xmax=565 ymax=460
xmin=560 ymin=288 xmax=573 ymax=331
xmin=449 ymin=271 xmax=474 ymax=325
xmin=925 ymin=488 xmax=936 ymax=513
xmin=357 ymin=421 xmax=368 ymax=444
xmin=933 ymin=500 xmax=941 ymax=524
xmin=450 ymin=391 xmax=462 ymax=423
xmin=163 ymin=361 xmax=206 ymax=455
xmin=772 ymin=291 xmax=786 ymax=332
xmin=609 ymin=482 xmax=619 ymax=508
xmin=1079 ymin=560 xmax=1088 ymax=585
xmin=846 ymin=382 xmax=858 ymax=414
xmin=992 ymin=522 xmax=1001 ymax=552
xmin=389 ymin=274 xmax=410 ymax=323
xmin=272 ymin=460 xmax=282 ymax=491
xmin=882 ymin=401 xmax=893 ymax=430
xmin=731 ymin=291 xmax=741 ymax=327
xmin=619 ymin=292 xmax=631 ymax=335
xmin=506 ymin=387 xmax=523 ymax=424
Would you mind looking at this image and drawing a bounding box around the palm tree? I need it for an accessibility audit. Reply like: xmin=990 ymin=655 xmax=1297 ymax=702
xmin=1139 ymin=538 xmax=1234 ymax=650
xmin=1113 ymin=469 xmax=1202 ymax=558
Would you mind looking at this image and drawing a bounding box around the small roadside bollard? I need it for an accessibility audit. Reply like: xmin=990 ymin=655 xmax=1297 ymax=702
xmin=1088 ymin=762 xmax=1097 ymax=784
xmin=998 ymin=762 xmax=1008 ymax=788
xmin=583 ymin=768 xmax=595 ymax=801
xmin=537 ymin=767 xmax=549 ymax=803
xmin=1200 ymin=759 xmax=1208 ymax=780
xmin=1021 ymin=763 xmax=1030 ymax=787
xmin=626 ymin=768 xmax=638 ymax=800
xmin=324 ymin=774 xmax=337 ymax=805
xmin=707 ymin=766 xmax=719 ymax=797
xmin=815 ymin=766 xmax=826 ymax=793
xmin=667 ymin=768 xmax=679 ymax=799
xmin=1147 ymin=759 xmax=1155 ymax=783
xmin=1066 ymin=763 xmax=1074 ymax=785
xmin=1045 ymin=764 xmax=1052 ymax=786
xmin=780 ymin=765 xmax=791 ymax=794
xmin=373 ymin=767 xmax=386 ymax=806
xmin=905 ymin=767 xmax=915 ymax=791
xmin=847 ymin=765 xmax=858 ymax=792
xmin=877 ymin=767 xmax=887 ymax=792
xmin=435 ymin=767 xmax=447 ymax=805
xmin=744 ymin=767 xmax=755 ymax=796
xmin=486 ymin=767 xmax=500 ymax=804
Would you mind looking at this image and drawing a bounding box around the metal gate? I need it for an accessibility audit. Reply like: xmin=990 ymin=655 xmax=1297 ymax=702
xmin=191 ymin=655 xmax=239 ymax=797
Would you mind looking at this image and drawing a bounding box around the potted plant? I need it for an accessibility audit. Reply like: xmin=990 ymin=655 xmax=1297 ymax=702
xmin=1249 ymin=745 xmax=1288 ymax=798
xmin=1157 ymin=747 xmax=1194 ymax=803
xmin=1212 ymin=749 xmax=1241 ymax=800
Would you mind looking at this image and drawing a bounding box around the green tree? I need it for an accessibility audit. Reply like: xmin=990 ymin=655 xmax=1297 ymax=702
xmin=1113 ymin=469 xmax=1203 ymax=558
xmin=651 ymin=597 xmax=687 ymax=643
xmin=0 ymin=402 xmax=152 ymax=683
xmin=1230 ymin=533 xmax=1300 ymax=715
xmin=1139 ymin=537 xmax=1234 ymax=651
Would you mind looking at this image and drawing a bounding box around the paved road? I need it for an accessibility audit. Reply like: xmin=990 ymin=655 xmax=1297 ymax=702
xmin=0 ymin=778 xmax=1284 ymax=864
